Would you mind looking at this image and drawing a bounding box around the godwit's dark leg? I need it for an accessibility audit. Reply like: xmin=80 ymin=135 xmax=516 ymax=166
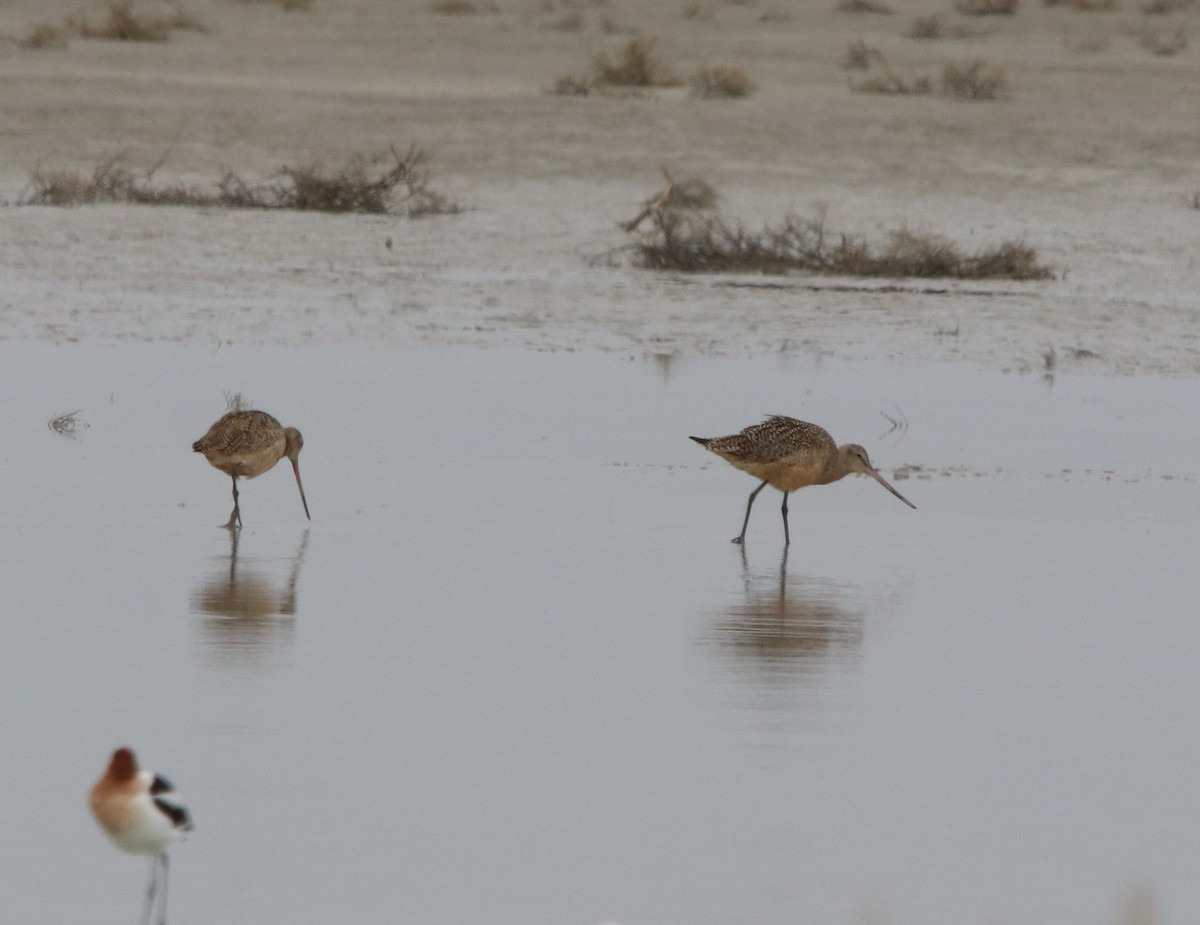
xmin=780 ymin=491 xmax=791 ymax=546
xmin=733 ymin=480 xmax=769 ymax=545
xmin=223 ymin=476 xmax=241 ymax=530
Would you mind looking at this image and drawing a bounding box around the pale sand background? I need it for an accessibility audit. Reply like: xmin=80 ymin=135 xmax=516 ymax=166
xmin=0 ymin=0 xmax=1197 ymax=373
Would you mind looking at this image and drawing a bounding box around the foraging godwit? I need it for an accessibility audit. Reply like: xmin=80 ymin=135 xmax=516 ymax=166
xmin=193 ymin=410 xmax=311 ymax=529
xmin=89 ymin=748 xmax=192 ymax=925
xmin=691 ymin=415 xmax=915 ymax=545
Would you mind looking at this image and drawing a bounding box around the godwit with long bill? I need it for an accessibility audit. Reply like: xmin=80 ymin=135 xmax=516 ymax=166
xmin=193 ymin=409 xmax=310 ymax=529
xmin=691 ymin=415 xmax=915 ymax=545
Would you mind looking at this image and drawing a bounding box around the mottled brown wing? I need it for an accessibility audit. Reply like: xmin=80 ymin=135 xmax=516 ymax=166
xmin=193 ymin=410 xmax=283 ymax=456
xmin=709 ymin=416 xmax=835 ymax=465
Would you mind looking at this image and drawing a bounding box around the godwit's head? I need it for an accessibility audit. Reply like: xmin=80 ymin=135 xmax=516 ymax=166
xmin=282 ymin=427 xmax=311 ymax=521
xmin=837 ymin=444 xmax=916 ymax=509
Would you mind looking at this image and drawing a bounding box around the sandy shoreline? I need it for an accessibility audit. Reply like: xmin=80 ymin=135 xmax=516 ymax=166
xmin=0 ymin=0 xmax=1197 ymax=374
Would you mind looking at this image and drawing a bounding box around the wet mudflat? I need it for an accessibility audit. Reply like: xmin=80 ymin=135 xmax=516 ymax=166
xmin=1 ymin=343 xmax=1197 ymax=925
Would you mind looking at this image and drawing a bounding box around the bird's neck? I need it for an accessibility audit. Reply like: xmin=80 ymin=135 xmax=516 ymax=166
xmin=817 ymin=451 xmax=853 ymax=485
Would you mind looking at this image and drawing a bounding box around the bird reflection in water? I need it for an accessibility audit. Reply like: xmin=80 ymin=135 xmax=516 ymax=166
xmin=710 ymin=546 xmax=864 ymax=686
xmin=189 ymin=528 xmax=309 ymax=666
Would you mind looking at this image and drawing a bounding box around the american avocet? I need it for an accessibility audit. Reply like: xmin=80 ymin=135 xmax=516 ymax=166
xmin=90 ymin=748 xmax=193 ymax=925
xmin=691 ymin=416 xmax=916 ymax=545
xmin=193 ymin=409 xmax=311 ymax=529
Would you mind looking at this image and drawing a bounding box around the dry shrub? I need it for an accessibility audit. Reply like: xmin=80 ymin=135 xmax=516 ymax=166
xmin=18 ymin=23 xmax=71 ymax=49
xmin=26 ymin=169 xmax=95 ymax=205
xmin=165 ymin=8 xmax=206 ymax=30
xmin=251 ymin=148 xmax=460 ymax=215
xmin=430 ymin=0 xmax=483 ymax=12
xmin=907 ymin=13 xmax=973 ymax=35
xmin=26 ymin=155 xmax=206 ymax=205
xmin=907 ymin=14 xmax=943 ymax=36
xmin=75 ymin=2 xmax=206 ymax=40
xmin=682 ymin=3 xmax=715 ymax=19
xmin=836 ymin=0 xmax=894 ymax=12
xmin=842 ymin=38 xmax=882 ymax=68
xmin=24 ymin=147 xmax=460 ymax=216
xmin=690 ymin=64 xmax=757 ymax=98
xmin=550 ymin=74 xmax=595 ymax=95
xmin=624 ymin=193 xmax=1051 ymax=279
xmin=954 ymin=0 xmax=1018 ymax=13
xmin=1140 ymin=0 xmax=1191 ymax=12
xmin=1140 ymin=24 xmax=1187 ymax=52
xmin=660 ymin=177 xmax=717 ymax=210
xmin=277 ymin=153 xmax=420 ymax=212
xmin=592 ymin=36 xmax=682 ymax=87
xmin=620 ymin=170 xmax=717 ymax=231
xmin=76 ymin=5 xmax=169 ymax=40
xmin=853 ymin=71 xmax=935 ymax=94
xmin=875 ymin=229 xmax=1047 ymax=277
xmin=1043 ymin=0 xmax=1117 ymax=9
xmin=850 ymin=52 xmax=934 ymax=94
xmin=619 ymin=176 xmax=1052 ymax=279
xmin=941 ymin=58 xmax=1007 ymax=98
xmin=406 ymin=187 xmax=461 ymax=218
xmin=239 ymin=0 xmax=314 ymax=8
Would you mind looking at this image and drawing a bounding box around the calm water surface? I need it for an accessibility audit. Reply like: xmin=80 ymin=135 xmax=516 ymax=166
xmin=0 ymin=344 xmax=1197 ymax=925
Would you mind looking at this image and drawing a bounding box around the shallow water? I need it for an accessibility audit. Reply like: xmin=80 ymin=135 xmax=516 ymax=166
xmin=1 ymin=343 xmax=1198 ymax=925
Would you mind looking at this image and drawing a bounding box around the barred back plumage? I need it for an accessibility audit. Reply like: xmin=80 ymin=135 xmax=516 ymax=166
xmin=690 ymin=415 xmax=915 ymax=545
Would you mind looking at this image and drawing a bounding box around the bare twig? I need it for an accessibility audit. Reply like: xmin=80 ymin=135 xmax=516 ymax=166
xmin=48 ymin=410 xmax=87 ymax=438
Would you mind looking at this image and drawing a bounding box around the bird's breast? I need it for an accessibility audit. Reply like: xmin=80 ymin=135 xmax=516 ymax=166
xmin=738 ymin=457 xmax=827 ymax=491
xmin=200 ymin=443 xmax=285 ymax=480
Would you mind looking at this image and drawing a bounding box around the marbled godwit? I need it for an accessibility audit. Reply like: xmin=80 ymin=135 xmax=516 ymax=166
xmin=691 ymin=415 xmax=915 ymax=545
xmin=193 ymin=410 xmax=310 ymax=528
xmin=89 ymin=748 xmax=192 ymax=925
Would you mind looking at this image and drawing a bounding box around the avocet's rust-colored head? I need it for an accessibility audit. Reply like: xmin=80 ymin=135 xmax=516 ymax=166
xmin=107 ymin=747 xmax=139 ymax=782
xmin=90 ymin=748 xmax=140 ymax=840
xmin=282 ymin=427 xmax=311 ymax=520
xmin=838 ymin=443 xmax=916 ymax=509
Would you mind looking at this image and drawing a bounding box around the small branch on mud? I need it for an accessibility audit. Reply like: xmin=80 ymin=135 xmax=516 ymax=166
xmin=48 ymin=410 xmax=87 ymax=438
